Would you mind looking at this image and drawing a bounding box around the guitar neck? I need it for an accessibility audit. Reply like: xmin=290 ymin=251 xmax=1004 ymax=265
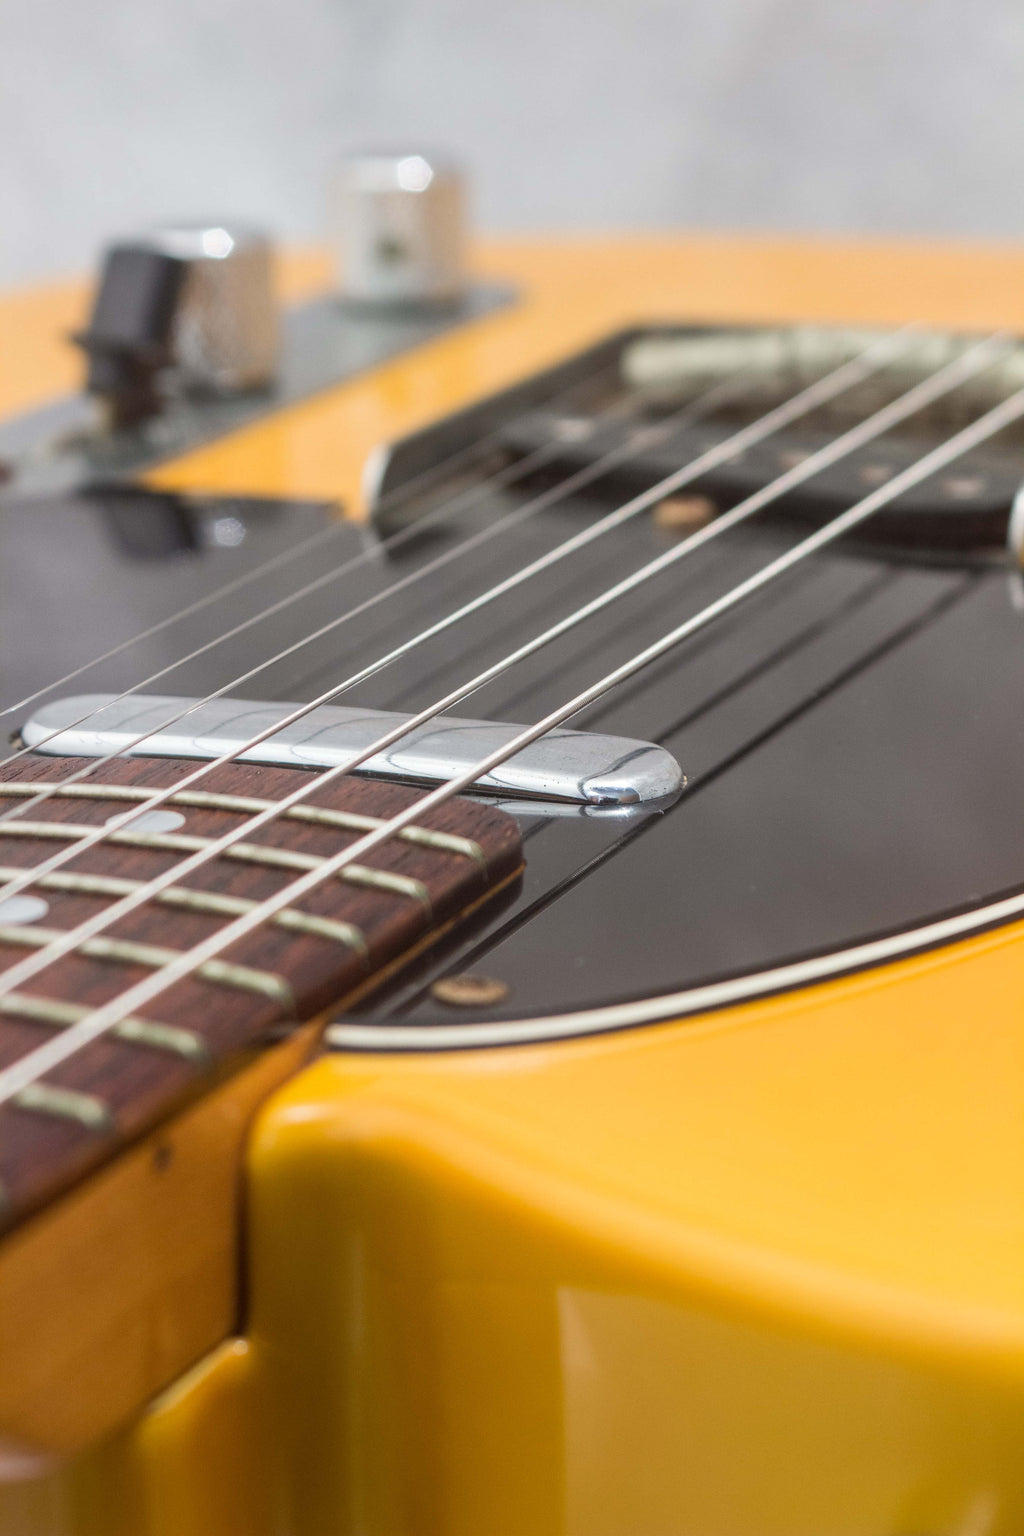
xmin=0 ymin=754 xmax=521 ymax=1229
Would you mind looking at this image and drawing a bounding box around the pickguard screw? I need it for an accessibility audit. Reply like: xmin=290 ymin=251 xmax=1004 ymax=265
xmin=430 ymin=974 xmax=510 ymax=1008
xmin=654 ymin=493 xmax=716 ymax=532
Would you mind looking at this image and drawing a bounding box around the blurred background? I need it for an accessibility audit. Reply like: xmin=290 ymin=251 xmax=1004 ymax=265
xmin=1 ymin=0 xmax=1022 ymax=286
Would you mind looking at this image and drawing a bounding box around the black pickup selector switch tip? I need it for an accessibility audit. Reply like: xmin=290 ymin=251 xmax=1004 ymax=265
xmin=72 ymin=245 xmax=187 ymax=430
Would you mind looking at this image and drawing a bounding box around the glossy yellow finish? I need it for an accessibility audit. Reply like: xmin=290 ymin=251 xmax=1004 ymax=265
xmin=0 ymin=1023 xmax=319 ymax=1458
xmin=0 ymin=249 xmax=331 ymax=421
xmin=233 ymin=913 xmax=1024 ymax=1535
xmin=7 ymin=234 xmax=1024 ymax=1532
xmin=145 ymin=236 xmax=1024 ymax=513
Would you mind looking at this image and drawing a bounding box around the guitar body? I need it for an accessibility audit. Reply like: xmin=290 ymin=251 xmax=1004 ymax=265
xmin=5 ymin=236 xmax=1024 ymax=1536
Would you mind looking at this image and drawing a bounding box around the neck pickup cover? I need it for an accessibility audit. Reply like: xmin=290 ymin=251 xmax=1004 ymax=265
xmin=22 ymin=694 xmax=685 ymax=810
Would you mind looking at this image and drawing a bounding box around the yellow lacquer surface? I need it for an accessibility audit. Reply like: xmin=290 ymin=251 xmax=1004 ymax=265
xmin=6 ymin=234 xmax=1024 ymax=1533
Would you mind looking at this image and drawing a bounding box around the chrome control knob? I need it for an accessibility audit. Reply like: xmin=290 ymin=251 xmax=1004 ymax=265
xmin=141 ymin=223 xmax=279 ymax=393
xmin=332 ymin=152 xmax=466 ymax=307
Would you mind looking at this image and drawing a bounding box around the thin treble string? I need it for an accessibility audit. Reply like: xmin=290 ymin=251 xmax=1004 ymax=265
xmin=0 ymin=331 xmax=916 ymax=912
xmin=0 ymin=423 xmax=609 ymax=765
xmin=0 ymin=370 xmax=747 ymax=820
xmin=0 ymin=354 xmax=627 ymax=724
xmin=6 ymin=372 xmax=1023 ymax=1101
xmin=358 ymin=355 xmax=629 ymax=515
xmin=0 ymin=332 xmax=994 ymax=1008
xmin=1 ymin=330 xmax=910 ymax=780
xmin=0 ymin=519 xmax=347 ymax=722
xmin=0 ymin=371 xmax=640 ymax=756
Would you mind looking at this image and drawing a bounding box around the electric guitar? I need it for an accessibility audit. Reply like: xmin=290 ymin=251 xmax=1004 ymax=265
xmin=2 ymin=228 xmax=1024 ymax=1536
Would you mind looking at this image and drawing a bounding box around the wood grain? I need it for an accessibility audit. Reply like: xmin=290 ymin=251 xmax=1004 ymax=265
xmin=0 ymin=1021 xmax=319 ymax=1458
xmin=0 ymin=755 xmax=522 ymax=1229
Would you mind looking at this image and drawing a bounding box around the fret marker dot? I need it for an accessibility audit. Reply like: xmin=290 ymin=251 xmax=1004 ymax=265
xmin=107 ymin=809 xmax=186 ymax=834
xmin=0 ymin=895 xmax=49 ymax=926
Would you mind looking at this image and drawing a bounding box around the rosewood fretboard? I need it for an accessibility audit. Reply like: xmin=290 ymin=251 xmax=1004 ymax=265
xmin=0 ymin=756 xmax=522 ymax=1227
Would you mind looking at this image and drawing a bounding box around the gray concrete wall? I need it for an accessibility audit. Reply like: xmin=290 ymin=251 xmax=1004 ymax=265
xmin=1 ymin=0 xmax=1022 ymax=285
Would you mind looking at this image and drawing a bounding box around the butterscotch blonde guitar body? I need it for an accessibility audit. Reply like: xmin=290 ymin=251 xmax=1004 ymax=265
xmin=5 ymin=236 xmax=1024 ymax=1536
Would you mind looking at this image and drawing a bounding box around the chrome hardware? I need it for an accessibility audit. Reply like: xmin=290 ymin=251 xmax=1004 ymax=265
xmin=1007 ymin=483 xmax=1024 ymax=563
xmin=141 ymin=223 xmax=279 ymax=393
xmin=332 ymin=151 xmax=466 ymax=307
xmin=22 ymin=694 xmax=685 ymax=809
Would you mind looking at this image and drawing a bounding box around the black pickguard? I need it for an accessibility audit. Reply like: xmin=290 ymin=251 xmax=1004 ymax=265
xmin=2 ymin=461 xmax=1024 ymax=1034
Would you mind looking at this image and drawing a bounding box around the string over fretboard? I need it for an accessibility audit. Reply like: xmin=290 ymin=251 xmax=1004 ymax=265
xmin=0 ymin=756 xmax=522 ymax=1228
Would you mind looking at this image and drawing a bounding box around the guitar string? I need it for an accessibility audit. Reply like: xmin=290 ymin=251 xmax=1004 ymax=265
xmin=0 ymin=356 xmax=637 ymax=738
xmin=0 ymin=369 xmax=750 ymax=827
xmin=424 ymin=570 xmax=978 ymax=1011
xmin=3 ymin=324 xmax=923 ymax=773
xmin=4 ymin=326 xmax=921 ymax=762
xmin=0 ymin=334 xmax=1001 ymax=1040
xmin=0 ymin=332 xmax=921 ymax=912
xmin=0 ymin=352 xmax=632 ymax=724
xmin=0 ymin=517 xmax=347 ymax=722
xmin=0 ymin=332 xmax=909 ymax=858
xmin=2 ymin=372 xmax=1021 ymax=1105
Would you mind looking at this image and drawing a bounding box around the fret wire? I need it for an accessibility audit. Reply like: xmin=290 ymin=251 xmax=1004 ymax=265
xmin=0 ymin=867 xmax=368 ymax=959
xmin=0 ymin=338 xmax=1011 ymax=1101
xmin=0 ymin=367 xmax=660 ymax=778
xmin=0 ymin=994 xmax=207 ymax=1063
xmin=0 ymin=330 xmax=914 ymax=920
xmin=13 ymin=371 xmax=1018 ymax=1099
xmin=0 ymin=352 xmax=624 ymax=728
xmin=10 ymin=1082 xmax=111 ymax=1131
xmin=0 ymin=925 xmax=292 ymax=1006
xmin=0 ymin=822 xmax=431 ymax=910
xmin=0 ymin=784 xmax=486 ymax=868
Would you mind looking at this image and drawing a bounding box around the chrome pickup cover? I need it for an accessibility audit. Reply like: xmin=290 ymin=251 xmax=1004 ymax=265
xmin=22 ymin=695 xmax=684 ymax=809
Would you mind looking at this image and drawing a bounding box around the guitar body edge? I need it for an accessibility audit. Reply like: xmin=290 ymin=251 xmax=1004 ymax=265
xmin=4 ymin=233 xmax=1024 ymax=1535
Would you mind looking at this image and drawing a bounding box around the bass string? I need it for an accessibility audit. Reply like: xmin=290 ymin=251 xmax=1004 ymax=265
xmin=402 ymin=568 xmax=981 ymax=1014
xmin=4 ymin=323 xmax=920 ymax=788
xmin=4 ymin=376 xmax=1023 ymax=1105
xmin=0 ymin=334 xmax=999 ymax=1019
xmin=3 ymin=327 xmax=914 ymax=779
xmin=0 ymin=361 xmax=645 ymax=762
xmin=0 ymin=517 xmax=348 ymax=724
xmin=0 ymin=332 xmax=918 ymax=910
xmin=0 ymin=327 xmax=915 ymax=808
xmin=360 ymin=353 xmax=630 ymax=516
xmin=0 ymin=370 xmax=750 ymax=837
xmin=0 ymin=344 xmax=859 ymax=805
xmin=0 ymin=351 xmax=628 ymax=726
xmin=0 ymin=411 xmax=621 ymax=771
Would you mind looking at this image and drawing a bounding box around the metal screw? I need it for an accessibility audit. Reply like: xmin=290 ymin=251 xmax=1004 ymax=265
xmin=430 ymin=974 xmax=510 ymax=1008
